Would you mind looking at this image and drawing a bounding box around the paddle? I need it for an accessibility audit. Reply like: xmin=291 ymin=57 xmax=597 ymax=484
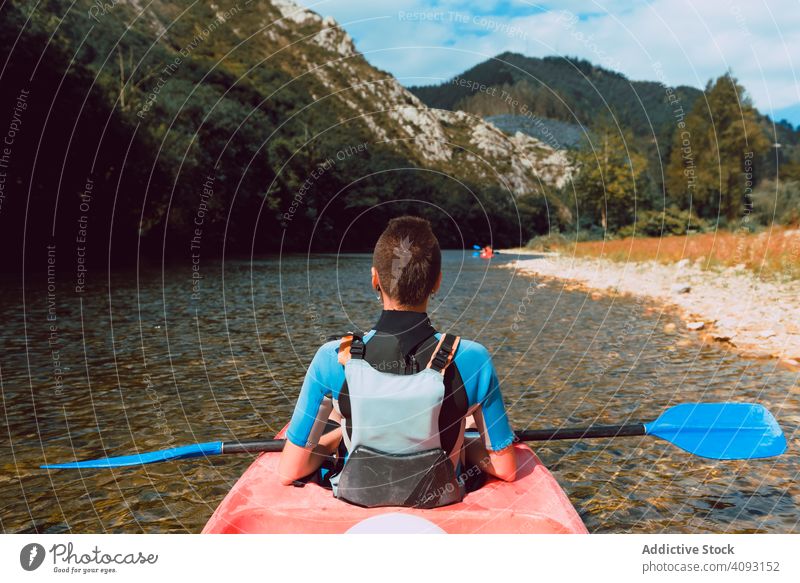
xmin=41 ymin=403 xmax=786 ymax=469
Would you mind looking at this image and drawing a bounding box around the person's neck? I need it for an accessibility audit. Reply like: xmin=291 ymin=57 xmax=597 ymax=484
xmin=381 ymin=300 xmax=428 ymax=313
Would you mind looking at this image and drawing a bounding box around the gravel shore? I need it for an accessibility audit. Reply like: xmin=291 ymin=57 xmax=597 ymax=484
xmin=506 ymin=252 xmax=800 ymax=370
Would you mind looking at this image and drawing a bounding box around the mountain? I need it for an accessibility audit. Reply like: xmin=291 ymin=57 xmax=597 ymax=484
xmin=484 ymin=115 xmax=584 ymax=151
xmin=0 ymin=0 xmax=572 ymax=272
xmin=261 ymin=1 xmax=571 ymax=194
xmin=410 ymin=52 xmax=800 ymax=203
xmin=773 ymin=103 xmax=800 ymax=129
xmin=409 ymin=52 xmax=704 ymax=152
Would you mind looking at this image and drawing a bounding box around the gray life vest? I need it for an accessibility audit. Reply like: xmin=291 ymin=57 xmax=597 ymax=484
xmin=333 ymin=333 xmax=464 ymax=509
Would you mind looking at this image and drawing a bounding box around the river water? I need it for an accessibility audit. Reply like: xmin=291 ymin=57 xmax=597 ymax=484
xmin=1 ymin=251 xmax=797 ymax=533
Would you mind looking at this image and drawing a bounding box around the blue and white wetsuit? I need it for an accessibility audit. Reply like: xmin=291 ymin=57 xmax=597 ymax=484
xmin=286 ymin=310 xmax=515 ymax=469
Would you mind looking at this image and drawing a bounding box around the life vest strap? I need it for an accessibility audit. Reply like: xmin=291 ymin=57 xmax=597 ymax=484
xmin=339 ymin=332 xmax=458 ymax=371
xmin=337 ymin=333 xmax=364 ymax=365
xmin=427 ymin=333 xmax=460 ymax=375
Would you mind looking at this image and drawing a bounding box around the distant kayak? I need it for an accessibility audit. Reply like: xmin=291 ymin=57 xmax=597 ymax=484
xmin=473 ymin=245 xmax=494 ymax=259
xmin=202 ymin=425 xmax=588 ymax=534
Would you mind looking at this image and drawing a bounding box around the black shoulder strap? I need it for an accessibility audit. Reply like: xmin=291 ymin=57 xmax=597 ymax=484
xmin=350 ymin=334 xmax=365 ymax=360
xmin=427 ymin=333 xmax=460 ymax=374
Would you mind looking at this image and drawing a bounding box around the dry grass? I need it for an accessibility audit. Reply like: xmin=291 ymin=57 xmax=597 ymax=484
xmin=559 ymin=228 xmax=800 ymax=280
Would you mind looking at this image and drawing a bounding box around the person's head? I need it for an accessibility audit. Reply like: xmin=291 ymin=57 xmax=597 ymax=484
xmin=371 ymin=216 xmax=442 ymax=311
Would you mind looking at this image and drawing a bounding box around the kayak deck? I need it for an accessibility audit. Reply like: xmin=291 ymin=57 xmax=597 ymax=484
xmin=203 ymin=432 xmax=588 ymax=534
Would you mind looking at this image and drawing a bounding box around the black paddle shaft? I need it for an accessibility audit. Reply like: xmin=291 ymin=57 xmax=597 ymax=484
xmin=515 ymin=423 xmax=646 ymax=442
xmin=222 ymin=440 xmax=285 ymax=454
xmin=220 ymin=424 xmax=647 ymax=455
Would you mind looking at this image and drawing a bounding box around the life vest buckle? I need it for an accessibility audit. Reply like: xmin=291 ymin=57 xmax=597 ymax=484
xmin=349 ymin=336 xmax=365 ymax=359
xmin=431 ymin=351 xmax=449 ymax=370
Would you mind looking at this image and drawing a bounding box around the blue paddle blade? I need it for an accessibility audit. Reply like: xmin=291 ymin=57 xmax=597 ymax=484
xmin=644 ymin=403 xmax=786 ymax=460
xmin=473 ymin=244 xmax=482 ymax=250
xmin=41 ymin=441 xmax=223 ymax=469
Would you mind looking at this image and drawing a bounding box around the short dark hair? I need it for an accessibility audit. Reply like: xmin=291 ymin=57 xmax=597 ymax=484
xmin=373 ymin=216 xmax=441 ymax=306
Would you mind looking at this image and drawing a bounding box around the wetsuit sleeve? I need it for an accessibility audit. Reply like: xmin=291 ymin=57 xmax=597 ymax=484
xmin=285 ymin=340 xmax=344 ymax=449
xmin=453 ymin=339 xmax=515 ymax=451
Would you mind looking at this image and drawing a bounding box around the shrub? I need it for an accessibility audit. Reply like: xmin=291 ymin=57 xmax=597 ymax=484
xmin=751 ymin=180 xmax=800 ymax=227
xmin=525 ymin=233 xmax=571 ymax=251
xmin=617 ymin=207 xmax=709 ymax=238
xmin=576 ymin=226 xmax=606 ymax=242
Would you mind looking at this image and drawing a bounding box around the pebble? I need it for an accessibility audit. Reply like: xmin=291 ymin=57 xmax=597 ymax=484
xmin=663 ymin=323 xmax=677 ymax=334
xmin=710 ymin=329 xmax=734 ymax=342
xmin=510 ymin=254 xmax=800 ymax=364
xmin=739 ymin=348 xmax=774 ymax=359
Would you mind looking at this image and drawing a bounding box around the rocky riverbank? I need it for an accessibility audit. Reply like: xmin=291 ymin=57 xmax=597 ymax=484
xmin=505 ymin=252 xmax=800 ymax=370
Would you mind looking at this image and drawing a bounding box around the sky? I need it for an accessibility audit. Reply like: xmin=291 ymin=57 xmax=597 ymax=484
xmin=295 ymin=0 xmax=800 ymax=127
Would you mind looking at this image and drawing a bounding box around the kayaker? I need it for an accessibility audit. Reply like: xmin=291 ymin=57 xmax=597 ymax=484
xmin=278 ymin=216 xmax=517 ymax=507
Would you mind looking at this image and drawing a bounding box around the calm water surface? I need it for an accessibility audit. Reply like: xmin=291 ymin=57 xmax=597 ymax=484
xmin=1 ymin=251 xmax=797 ymax=533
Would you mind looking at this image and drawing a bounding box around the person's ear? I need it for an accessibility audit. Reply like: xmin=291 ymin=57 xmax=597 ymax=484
xmin=371 ymin=266 xmax=381 ymax=292
xmin=433 ymin=271 xmax=442 ymax=294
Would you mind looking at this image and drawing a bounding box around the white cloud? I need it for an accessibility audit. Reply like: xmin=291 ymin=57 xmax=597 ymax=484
xmin=296 ymin=0 xmax=800 ymax=119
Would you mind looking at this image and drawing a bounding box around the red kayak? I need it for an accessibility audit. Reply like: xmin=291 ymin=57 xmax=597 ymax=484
xmin=203 ymin=426 xmax=588 ymax=534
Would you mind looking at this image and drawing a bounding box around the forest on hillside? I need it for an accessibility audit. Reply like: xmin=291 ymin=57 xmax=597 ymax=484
xmin=0 ymin=1 xmax=544 ymax=275
xmin=412 ymin=53 xmax=800 ymax=239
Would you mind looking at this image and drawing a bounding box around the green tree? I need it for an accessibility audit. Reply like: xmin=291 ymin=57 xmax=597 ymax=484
xmin=570 ymin=123 xmax=649 ymax=231
xmin=666 ymin=73 xmax=769 ymax=221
